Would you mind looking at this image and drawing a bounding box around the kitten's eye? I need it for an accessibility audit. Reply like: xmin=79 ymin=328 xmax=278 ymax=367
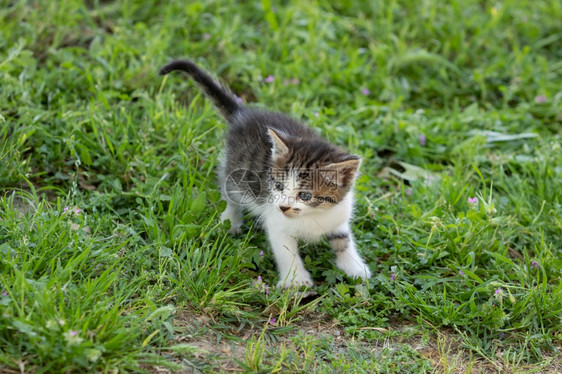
xmin=298 ymin=172 xmax=309 ymax=179
xmin=273 ymin=181 xmax=284 ymax=191
xmin=298 ymin=192 xmax=313 ymax=201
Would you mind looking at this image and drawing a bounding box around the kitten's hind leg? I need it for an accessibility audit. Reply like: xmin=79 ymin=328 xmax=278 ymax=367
xmin=327 ymin=231 xmax=372 ymax=280
xmin=221 ymin=203 xmax=244 ymax=235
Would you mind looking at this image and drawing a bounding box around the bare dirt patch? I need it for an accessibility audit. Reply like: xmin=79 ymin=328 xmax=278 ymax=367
xmin=168 ymin=308 xmax=351 ymax=372
xmin=160 ymin=309 xmax=562 ymax=373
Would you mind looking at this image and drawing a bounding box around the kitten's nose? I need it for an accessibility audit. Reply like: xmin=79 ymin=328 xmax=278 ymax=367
xmin=279 ymin=205 xmax=290 ymax=213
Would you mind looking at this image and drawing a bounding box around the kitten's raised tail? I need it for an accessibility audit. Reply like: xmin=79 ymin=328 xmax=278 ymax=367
xmin=159 ymin=59 xmax=241 ymax=119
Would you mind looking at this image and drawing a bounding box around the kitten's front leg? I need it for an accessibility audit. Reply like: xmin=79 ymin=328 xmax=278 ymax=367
xmin=265 ymin=222 xmax=313 ymax=289
xmin=327 ymin=230 xmax=371 ymax=280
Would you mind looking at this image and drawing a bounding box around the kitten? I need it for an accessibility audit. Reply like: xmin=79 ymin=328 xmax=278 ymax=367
xmin=159 ymin=60 xmax=371 ymax=288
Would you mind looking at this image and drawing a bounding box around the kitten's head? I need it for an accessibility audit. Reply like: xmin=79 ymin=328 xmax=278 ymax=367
xmin=267 ymin=129 xmax=360 ymax=218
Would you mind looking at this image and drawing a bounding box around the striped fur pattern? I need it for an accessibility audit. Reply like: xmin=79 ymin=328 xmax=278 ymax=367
xmin=160 ymin=59 xmax=371 ymax=288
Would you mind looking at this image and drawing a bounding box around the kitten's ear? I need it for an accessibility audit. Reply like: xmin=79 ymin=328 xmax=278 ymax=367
xmin=267 ymin=128 xmax=289 ymax=158
xmin=322 ymin=158 xmax=361 ymax=188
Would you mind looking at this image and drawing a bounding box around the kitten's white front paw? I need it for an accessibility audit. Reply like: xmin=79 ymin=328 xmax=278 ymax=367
xmin=276 ymin=270 xmax=313 ymax=289
xmin=227 ymin=225 xmax=242 ymax=235
xmin=220 ymin=209 xmax=243 ymax=235
xmin=336 ymin=257 xmax=372 ymax=280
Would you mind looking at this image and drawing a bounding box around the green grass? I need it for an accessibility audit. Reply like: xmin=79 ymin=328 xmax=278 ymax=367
xmin=1 ymin=0 xmax=561 ymax=372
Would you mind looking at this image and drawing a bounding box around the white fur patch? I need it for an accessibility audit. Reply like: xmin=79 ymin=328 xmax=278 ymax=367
xmin=221 ymin=168 xmax=370 ymax=289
